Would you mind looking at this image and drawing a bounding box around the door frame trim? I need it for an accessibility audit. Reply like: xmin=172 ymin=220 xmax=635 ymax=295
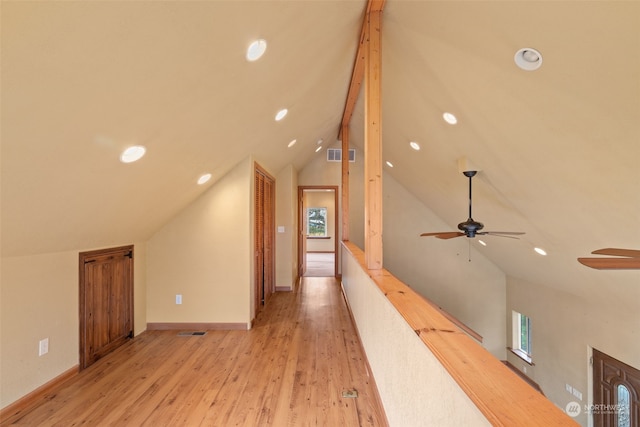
xmin=297 ymin=186 xmax=339 ymax=279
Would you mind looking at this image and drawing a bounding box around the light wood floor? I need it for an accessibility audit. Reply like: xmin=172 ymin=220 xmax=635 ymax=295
xmin=2 ymin=277 xmax=387 ymax=426
xmin=303 ymin=253 xmax=335 ymax=277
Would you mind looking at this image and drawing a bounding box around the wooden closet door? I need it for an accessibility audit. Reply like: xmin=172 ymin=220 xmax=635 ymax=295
xmin=254 ymin=164 xmax=275 ymax=318
xmin=79 ymin=245 xmax=134 ymax=370
xmin=263 ymin=177 xmax=275 ymax=299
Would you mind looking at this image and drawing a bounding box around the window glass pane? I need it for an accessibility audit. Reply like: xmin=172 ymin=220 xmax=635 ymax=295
xmin=617 ymin=384 xmax=631 ymax=427
xmin=307 ymin=208 xmax=327 ymax=237
xmin=520 ymin=315 xmax=528 ymax=354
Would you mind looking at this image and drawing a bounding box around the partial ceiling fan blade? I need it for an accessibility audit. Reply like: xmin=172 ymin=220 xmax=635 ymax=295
xmin=478 ymin=231 xmax=525 ymax=239
xmin=591 ymin=248 xmax=640 ymax=258
xmin=577 ymin=257 xmax=640 ymax=270
xmin=420 ymin=232 xmax=465 ymax=239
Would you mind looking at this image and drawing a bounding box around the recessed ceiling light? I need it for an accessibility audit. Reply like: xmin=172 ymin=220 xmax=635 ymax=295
xmin=287 ymin=139 xmax=297 ymax=148
xmin=443 ymin=112 xmax=458 ymax=125
xmin=315 ymin=146 xmax=322 ymax=153
xmin=197 ymin=173 xmax=212 ymax=185
xmin=534 ymin=247 xmax=547 ymax=256
xmin=275 ymin=108 xmax=288 ymax=121
xmin=120 ymin=145 xmax=146 ymax=163
xmin=246 ymin=39 xmax=267 ymax=61
xmin=515 ymin=47 xmax=543 ymax=71
xmin=317 ymin=139 xmax=323 ymax=145
xmin=478 ymin=240 xmax=487 ymax=246
xmin=386 ymin=161 xmax=394 ymax=168
xmin=409 ymin=141 xmax=420 ymax=151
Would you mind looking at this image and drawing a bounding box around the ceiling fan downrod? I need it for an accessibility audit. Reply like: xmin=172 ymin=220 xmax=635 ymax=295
xmin=458 ymin=171 xmax=484 ymax=237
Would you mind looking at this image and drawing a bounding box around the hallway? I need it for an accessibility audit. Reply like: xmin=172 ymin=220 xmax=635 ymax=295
xmin=303 ymin=252 xmax=336 ymax=277
xmin=2 ymin=277 xmax=386 ymax=426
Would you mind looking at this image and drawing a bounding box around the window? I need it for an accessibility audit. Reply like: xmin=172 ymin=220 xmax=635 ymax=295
xmin=511 ymin=310 xmax=533 ymax=364
xmin=617 ymin=383 xmax=631 ymax=427
xmin=307 ymin=207 xmax=327 ymax=237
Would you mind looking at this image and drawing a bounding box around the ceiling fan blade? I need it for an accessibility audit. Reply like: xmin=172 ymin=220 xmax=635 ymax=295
xmin=420 ymin=232 xmax=465 ymax=239
xmin=480 ymin=231 xmax=525 ymax=235
xmin=478 ymin=231 xmax=525 ymax=239
xmin=591 ymin=248 xmax=640 ymax=258
xmin=578 ymin=257 xmax=640 ymax=270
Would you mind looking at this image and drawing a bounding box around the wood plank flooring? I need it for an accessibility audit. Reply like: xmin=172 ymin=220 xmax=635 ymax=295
xmin=2 ymin=277 xmax=387 ymax=426
xmin=303 ymin=253 xmax=335 ymax=277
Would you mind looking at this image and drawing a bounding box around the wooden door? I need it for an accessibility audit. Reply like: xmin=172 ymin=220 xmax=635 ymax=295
xmin=254 ymin=164 xmax=275 ymax=317
xmin=79 ymin=245 xmax=134 ymax=370
xmin=593 ymin=348 xmax=640 ymax=427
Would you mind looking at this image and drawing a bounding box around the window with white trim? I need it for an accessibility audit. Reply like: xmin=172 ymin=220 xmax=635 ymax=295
xmin=306 ymin=207 xmax=327 ymax=237
xmin=511 ymin=310 xmax=533 ymax=364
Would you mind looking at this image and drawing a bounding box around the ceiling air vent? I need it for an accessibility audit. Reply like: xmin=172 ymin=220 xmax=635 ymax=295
xmin=327 ymin=148 xmax=355 ymax=162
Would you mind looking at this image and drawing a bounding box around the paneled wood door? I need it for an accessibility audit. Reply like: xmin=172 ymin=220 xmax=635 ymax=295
xmin=593 ymin=348 xmax=640 ymax=427
xmin=255 ymin=164 xmax=275 ymax=318
xmin=79 ymin=245 xmax=134 ymax=370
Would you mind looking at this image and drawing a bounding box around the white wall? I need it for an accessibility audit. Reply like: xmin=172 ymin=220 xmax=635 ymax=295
xmin=275 ymin=164 xmax=298 ymax=290
xmin=146 ymin=157 xmax=252 ymax=325
xmin=0 ymin=244 xmax=147 ymax=409
xmin=298 ymin=143 xmax=365 ymax=273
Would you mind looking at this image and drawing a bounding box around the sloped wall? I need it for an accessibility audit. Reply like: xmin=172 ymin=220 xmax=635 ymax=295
xmin=146 ymin=157 xmax=252 ymax=325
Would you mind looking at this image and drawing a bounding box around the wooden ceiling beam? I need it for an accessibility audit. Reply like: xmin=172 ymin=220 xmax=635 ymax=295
xmin=364 ymin=8 xmax=383 ymax=270
xmin=338 ymin=0 xmax=386 ymax=139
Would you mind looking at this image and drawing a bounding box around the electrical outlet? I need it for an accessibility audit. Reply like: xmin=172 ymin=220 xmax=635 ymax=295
xmin=176 ymin=294 xmax=182 ymax=305
xmin=522 ymin=365 xmax=527 ymax=374
xmin=39 ymin=338 xmax=49 ymax=356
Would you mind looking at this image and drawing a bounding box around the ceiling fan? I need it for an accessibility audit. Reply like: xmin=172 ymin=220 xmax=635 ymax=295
xmin=578 ymin=248 xmax=640 ymax=270
xmin=420 ymin=171 xmax=525 ymax=240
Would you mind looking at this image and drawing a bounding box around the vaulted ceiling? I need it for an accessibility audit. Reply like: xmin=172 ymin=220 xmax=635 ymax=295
xmin=2 ymin=1 xmax=639 ymax=300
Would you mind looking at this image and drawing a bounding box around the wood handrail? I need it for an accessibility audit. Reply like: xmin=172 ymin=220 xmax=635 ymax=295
xmin=420 ymin=296 xmax=483 ymax=343
xmin=341 ymin=240 xmax=577 ymax=426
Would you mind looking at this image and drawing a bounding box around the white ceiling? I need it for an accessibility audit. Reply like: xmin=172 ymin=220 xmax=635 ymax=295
xmin=2 ymin=1 xmax=639 ymax=301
